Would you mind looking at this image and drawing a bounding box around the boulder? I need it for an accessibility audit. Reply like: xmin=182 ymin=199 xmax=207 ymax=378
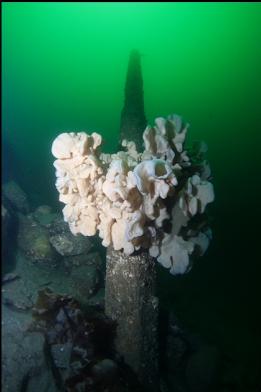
xmin=49 ymin=217 xmax=93 ymax=256
xmin=17 ymin=213 xmax=58 ymax=265
xmin=3 ymin=180 xmax=30 ymax=213
xmin=33 ymin=205 xmax=60 ymax=228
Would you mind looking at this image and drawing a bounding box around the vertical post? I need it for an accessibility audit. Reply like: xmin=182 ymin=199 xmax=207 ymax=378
xmin=105 ymin=50 xmax=159 ymax=391
xmin=105 ymin=248 xmax=159 ymax=390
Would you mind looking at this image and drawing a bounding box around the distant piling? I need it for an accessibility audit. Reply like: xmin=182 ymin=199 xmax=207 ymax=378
xmin=119 ymin=49 xmax=147 ymax=151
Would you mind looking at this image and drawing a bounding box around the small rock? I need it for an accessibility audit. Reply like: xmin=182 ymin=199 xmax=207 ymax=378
xmin=3 ymin=181 xmax=30 ymax=213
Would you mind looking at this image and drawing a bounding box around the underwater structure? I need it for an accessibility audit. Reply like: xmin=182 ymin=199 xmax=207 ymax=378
xmin=106 ymin=50 xmax=158 ymax=390
xmin=51 ymin=50 xmax=214 ymax=391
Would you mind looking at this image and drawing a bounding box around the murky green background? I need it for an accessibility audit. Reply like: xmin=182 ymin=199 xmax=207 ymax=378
xmin=2 ymin=2 xmax=261 ymax=389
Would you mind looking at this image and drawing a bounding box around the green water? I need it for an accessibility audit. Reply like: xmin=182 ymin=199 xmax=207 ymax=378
xmin=2 ymin=2 xmax=261 ymax=390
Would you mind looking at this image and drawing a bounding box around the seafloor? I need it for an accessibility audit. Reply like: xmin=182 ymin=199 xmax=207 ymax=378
xmin=2 ymin=180 xmax=260 ymax=392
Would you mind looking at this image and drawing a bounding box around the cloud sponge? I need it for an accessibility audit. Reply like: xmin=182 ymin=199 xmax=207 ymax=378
xmin=52 ymin=114 xmax=214 ymax=275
